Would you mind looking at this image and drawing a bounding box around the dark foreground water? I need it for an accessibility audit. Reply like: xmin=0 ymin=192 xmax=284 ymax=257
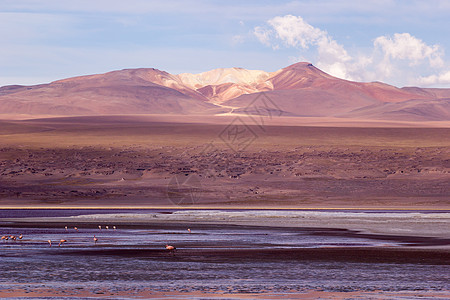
xmin=0 ymin=209 xmax=449 ymax=299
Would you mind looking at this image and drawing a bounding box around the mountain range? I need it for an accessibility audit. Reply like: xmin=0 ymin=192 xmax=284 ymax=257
xmin=1 ymin=62 xmax=449 ymax=121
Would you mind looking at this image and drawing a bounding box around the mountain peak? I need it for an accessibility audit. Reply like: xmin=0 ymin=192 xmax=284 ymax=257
xmin=281 ymin=62 xmax=334 ymax=78
xmin=1 ymin=63 xmax=448 ymax=121
xmin=284 ymin=62 xmax=314 ymax=68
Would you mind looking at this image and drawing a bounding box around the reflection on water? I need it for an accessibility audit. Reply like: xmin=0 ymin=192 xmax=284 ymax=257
xmin=2 ymin=254 xmax=448 ymax=293
xmin=0 ymin=223 xmax=399 ymax=251
xmin=0 ymin=209 xmax=449 ymax=296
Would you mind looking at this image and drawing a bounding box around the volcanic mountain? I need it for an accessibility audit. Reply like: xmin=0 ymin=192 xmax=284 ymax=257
xmin=0 ymin=62 xmax=449 ymax=121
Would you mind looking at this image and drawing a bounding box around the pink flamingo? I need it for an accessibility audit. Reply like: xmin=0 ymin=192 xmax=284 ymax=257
xmin=48 ymin=240 xmax=52 ymax=247
xmin=165 ymin=244 xmax=176 ymax=255
xmin=58 ymin=239 xmax=67 ymax=247
xmin=93 ymin=236 xmax=98 ymax=244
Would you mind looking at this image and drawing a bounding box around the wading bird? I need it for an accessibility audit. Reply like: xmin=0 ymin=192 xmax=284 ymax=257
xmin=48 ymin=240 xmax=52 ymax=247
xmin=65 ymin=226 xmax=68 ymax=231
xmin=187 ymin=228 xmax=191 ymax=233
xmin=1 ymin=236 xmax=7 ymax=241
xmin=18 ymin=234 xmax=23 ymax=240
xmin=98 ymin=225 xmax=102 ymax=230
xmin=58 ymin=239 xmax=67 ymax=247
xmin=74 ymin=227 xmax=78 ymax=231
xmin=93 ymin=236 xmax=98 ymax=244
xmin=113 ymin=226 xmax=116 ymax=230
xmin=165 ymin=244 xmax=176 ymax=255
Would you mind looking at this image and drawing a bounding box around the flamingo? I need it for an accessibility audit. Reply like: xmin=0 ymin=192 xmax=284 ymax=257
xmin=113 ymin=226 xmax=116 ymax=230
xmin=10 ymin=235 xmax=16 ymax=241
xmin=74 ymin=227 xmax=78 ymax=231
xmin=65 ymin=226 xmax=68 ymax=231
xmin=1 ymin=236 xmax=6 ymax=241
xmin=93 ymin=235 xmax=98 ymax=244
xmin=105 ymin=226 xmax=109 ymax=230
xmin=18 ymin=234 xmax=23 ymax=240
xmin=58 ymin=239 xmax=67 ymax=247
xmin=187 ymin=228 xmax=191 ymax=233
xmin=98 ymin=225 xmax=102 ymax=230
xmin=165 ymin=244 xmax=176 ymax=255
xmin=48 ymin=240 xmax=52 ymax=247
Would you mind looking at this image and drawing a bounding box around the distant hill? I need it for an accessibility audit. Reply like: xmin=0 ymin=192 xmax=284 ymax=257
xmin=0 ymin=62 xmax=449 ymax=121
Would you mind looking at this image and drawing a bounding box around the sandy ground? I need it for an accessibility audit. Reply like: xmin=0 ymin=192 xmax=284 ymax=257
xmin=1 ymin=114 xmax=450 ymax=127
xmin=0 ymin=115 xmax=449 ymax=209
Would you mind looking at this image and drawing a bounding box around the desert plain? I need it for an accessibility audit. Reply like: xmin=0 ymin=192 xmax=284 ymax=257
xmin=0 ymin=114 xmax=448 ymax=209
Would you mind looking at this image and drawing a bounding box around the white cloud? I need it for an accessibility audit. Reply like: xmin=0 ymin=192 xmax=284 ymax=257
xmin=374 ymin=33 xmax=444 ymax=68
xmin=315 ymin=36 xmax=352 ymax=79
xmin=267 ymin=15 xmax=323 ymax=49
xmin=254 ymin=15 xmax=352 ymax=79
xmin=418 ymin=70 xmax=450 ymax=86
xmin=254 ymin=26 xmax=272 ymax=47
xmin=254 ymin=15 xmax=449 ymax=87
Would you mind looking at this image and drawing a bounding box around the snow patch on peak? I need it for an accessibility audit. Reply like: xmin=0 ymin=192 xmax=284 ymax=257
xmin=177 ymin=68 xmax=271 ymax=89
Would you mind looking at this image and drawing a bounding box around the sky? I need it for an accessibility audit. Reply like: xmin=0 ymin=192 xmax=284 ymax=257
xmin=1 ymin=0 xmax=450 ymax=88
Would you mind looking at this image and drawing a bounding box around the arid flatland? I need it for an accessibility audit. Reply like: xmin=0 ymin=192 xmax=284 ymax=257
xmin=0 ymin=116 xmax=448 ymax=209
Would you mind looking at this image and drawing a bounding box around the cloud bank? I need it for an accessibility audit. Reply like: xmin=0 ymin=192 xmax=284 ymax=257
xmin=254 ymin=15 xmax=448 ymax=87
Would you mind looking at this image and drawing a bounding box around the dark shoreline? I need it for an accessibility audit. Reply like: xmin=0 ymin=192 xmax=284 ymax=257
xmin=53 ymin=247 xmax=450 ymax=265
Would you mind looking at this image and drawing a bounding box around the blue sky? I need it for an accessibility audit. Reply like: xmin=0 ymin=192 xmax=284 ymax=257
xmin=1 ymin=0 xmax=450 ymax=88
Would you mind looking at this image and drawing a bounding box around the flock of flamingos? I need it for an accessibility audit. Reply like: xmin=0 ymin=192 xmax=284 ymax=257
xmin=1 ymin=225 xmax=183 ymax=255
